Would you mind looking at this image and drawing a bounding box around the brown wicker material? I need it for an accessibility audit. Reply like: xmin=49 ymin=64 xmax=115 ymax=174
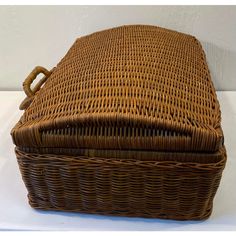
xmin=11 ymin=25 xmax=226 ymax=220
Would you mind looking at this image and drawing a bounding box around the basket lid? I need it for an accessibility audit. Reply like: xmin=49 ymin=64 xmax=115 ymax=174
xmin=12 ymin=25 xmax=223 ymax=152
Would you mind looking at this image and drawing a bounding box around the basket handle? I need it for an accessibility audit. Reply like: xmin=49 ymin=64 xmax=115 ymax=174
xmin=19 ymin=66 xmax=54 ymax=110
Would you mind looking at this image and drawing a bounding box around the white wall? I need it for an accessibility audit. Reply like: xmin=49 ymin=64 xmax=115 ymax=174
xmin=0 ymin=5 xmax=236 ymax=91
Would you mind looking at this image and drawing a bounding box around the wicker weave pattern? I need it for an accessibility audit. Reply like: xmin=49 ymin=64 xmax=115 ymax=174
xmin=12 ymin=25 xmax=227 ymax=220
xmin=12 ymin=25 xmax=222 ymax=152
xmin=16 ymin=146 xmax=226 ymax=220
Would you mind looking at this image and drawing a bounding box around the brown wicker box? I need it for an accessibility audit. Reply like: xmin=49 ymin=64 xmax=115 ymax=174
xmin=11 ymin=25 xmax=226 ymax=220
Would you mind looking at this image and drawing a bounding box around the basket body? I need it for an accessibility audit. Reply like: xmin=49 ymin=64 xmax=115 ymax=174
xmin=12 ymin=25 xmax=226 ymax=220
xmin=16 ymin=147 xmax=226 ymax=220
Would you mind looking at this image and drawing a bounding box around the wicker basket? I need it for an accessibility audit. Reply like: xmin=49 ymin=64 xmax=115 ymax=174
xmin=11 ymin=25 xmax=226 ymax=220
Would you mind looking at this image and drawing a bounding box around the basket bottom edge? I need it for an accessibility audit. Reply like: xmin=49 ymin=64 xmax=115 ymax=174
xmin=28 ymin=197 xmax=212 ymax=221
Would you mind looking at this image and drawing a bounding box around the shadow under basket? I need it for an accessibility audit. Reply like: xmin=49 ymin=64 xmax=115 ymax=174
xmin=12 ymin=25 xmax=227 ymax=220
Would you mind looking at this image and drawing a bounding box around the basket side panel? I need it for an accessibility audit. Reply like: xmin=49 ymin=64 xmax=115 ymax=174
xmin=15 ymin=148 xmax=226 ymax=220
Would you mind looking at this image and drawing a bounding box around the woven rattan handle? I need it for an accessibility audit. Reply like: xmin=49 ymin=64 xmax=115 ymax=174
xmin=23 ymin=66 xmax=52 ymax=97
xmin=20 ymin=66 xmax=53 ymax=110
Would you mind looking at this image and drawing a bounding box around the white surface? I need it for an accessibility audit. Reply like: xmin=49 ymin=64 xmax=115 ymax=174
xmin=0 ymin=91 xmax=235 ymax=231
xmin=0 ymin=5 xmax=236 ymax=91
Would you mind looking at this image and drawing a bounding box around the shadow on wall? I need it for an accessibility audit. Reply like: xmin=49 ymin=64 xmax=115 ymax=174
xmin=201 ymin=41 xmax=236 ymax=91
